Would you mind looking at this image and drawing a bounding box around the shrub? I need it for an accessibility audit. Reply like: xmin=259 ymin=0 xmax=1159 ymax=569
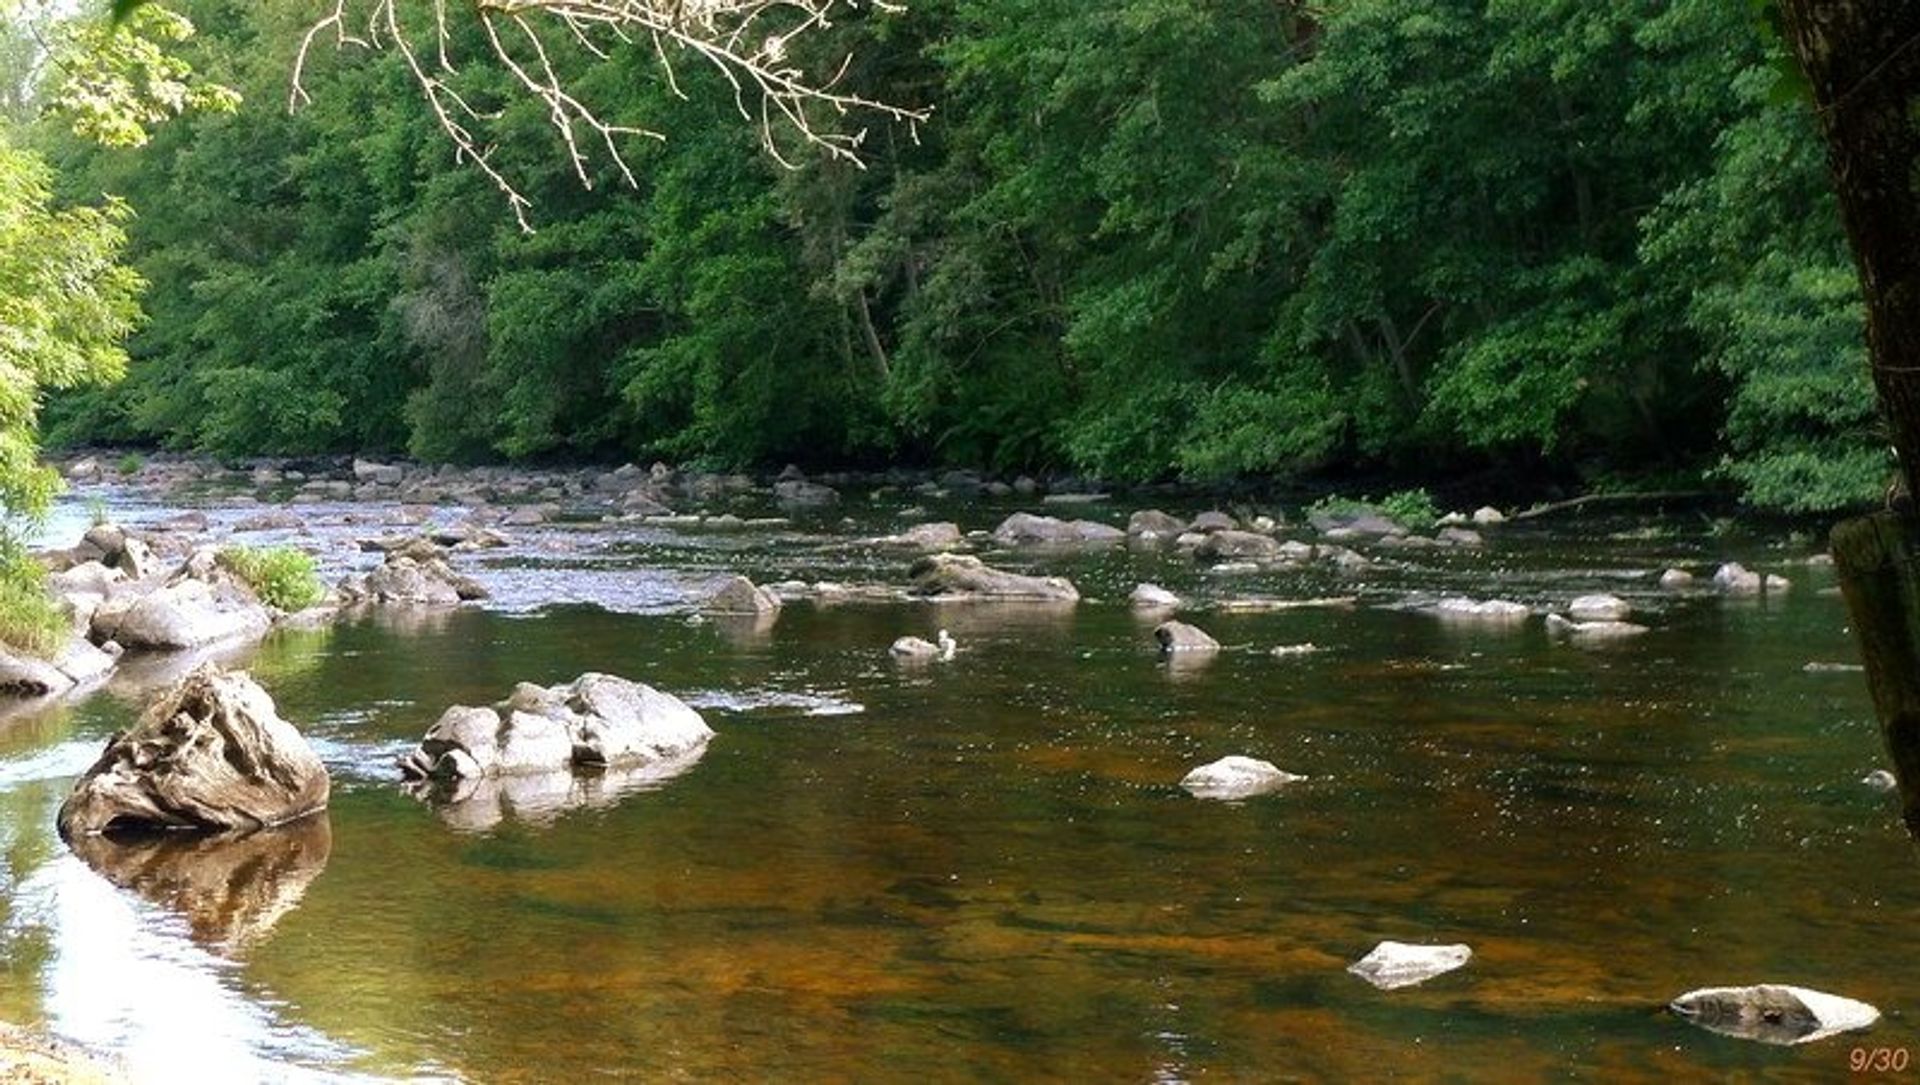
xmin=0 ymin=550 xmax=70 ymax=658
xmin=115 ymin=452 xmax=141 ymax=476
xmin=219 ymin=545 xmax=325 ymax=611
xmin=1306 ymin=488 xmax=1440 ymax=533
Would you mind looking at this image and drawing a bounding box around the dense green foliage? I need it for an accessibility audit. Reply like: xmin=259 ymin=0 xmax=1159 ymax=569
xmin=218 ymin=544 xmax=324 ymax=610
xmin=30 ymin=0 xmax=1887 ymax=510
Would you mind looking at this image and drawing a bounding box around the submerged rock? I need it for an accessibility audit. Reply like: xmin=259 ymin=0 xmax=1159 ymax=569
xmin=1180 ymin=755 xmax=1302 ymax=800
xmin=1348 ymin=941 xmax=1473 ymax=990
xmin=1154 ymin=620 xmax=1220 ymax=654
xmin=58 ymin=666 xmax=330 ymax=837
xmin=1545 ymin=613 xmax=1649 ymax=640
xmin=399 ymin=672 xmax=713 ymax=781
xmin=1669 ymin=984 xmax=1880 ymax=1045
xmin=909 ymin=553 xmax=1080 ymax=603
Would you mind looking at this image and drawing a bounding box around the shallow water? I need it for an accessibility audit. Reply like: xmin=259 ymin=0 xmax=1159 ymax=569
xmin=1 ymin=492 xmax=1910 ymax=1082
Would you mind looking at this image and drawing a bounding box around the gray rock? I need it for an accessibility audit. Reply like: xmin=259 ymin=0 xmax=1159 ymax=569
xmin=992 ymin=512 xmax=1125 ymax=547
xmin=1309 ymin=510 xmax=1405 ymax=537
xmin=92 ymin=576 xmax=272 ymax=650
xmin=774 ymin=479 xmax=841 ymax=508
xmin=1713 ymin=562 xmax=1768 ymax=594
xmin=1189 ymin=510 xmax=1237 ymax=533
xmin=890 ymin=630 xmax=956 ymax=661
xmin=1430 ymin=597 xmax=1530 ymax=623
xmin=700 ymin=575 xmax=782 ymax=615
xmin=1471 ymin=506 xmax=1506 ymax=525
xmin=1568 ymin=594 xmax=1632 ymax=621
xmin=874 ymin=522 xmax=964 ymax=550
xmin=57 ymin=666 xmax=329 ymax=836
xmin=1660 ymin=568 xmax=1695 ymax=589
xmin=1130 ymin=583 xmax=1182 ymax=610
xmin=1436 ymin=526 xmax=1485 ymax=547
xmin=233 ymin=510 xmax=306 ymax=533
xmin=1545 ymin=614 xmax=1648 ymax=640
xmin=1669 ymin=984 xmax=1880 ymax=1045
xmin=0 ymin=650 xmax=76 ymax=698
xmin=343 ymin=555 xmax=487 ymax=607
xmin=1154 ymin=621 xmax=1220 ymax=654
xmin=909 ymin=554 xmax=1080 ymax=603
xmin=400 ymin=673 xmax=713 ymax=781
xmin=1194 ymin=530 xmax=1283 ymax=561
xmin=1180 ymin=756 xmax=1302 ymax=800
xmin=1863 ymin=768 xmax=1898 ymax=791
xmin=1348 ymin=942 xmax=1473 ymax=990
xmin=1127 ymin=510 xmax=1189 ymax=540
xmin=352 ymin=458 xmax=405 ymax=485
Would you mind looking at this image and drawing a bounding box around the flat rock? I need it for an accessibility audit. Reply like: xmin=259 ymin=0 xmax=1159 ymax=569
xmin=58 ymin=665 xmax=329 ymax=836
xmin=1180 ymin=755 xmax=1302 ymax=800
xmin=1348 ymin=941 xmax=1473 ymax=990
xmin=1154 ymin=620 xmax=1220 ymax=654
xmin=1430 ymin=597 xmax=1530 ymax=623
xmin=1546 ymin=613 xmax=1648 ymax=640
xmin=1669 ymin=984 xmax=1880 ymax=1045
xmin=909 ymin=553 xmax=1080 ymax=603
xmin=1568 ymin=593 xmax=1631 ymax=621
xmin=873 ymin=522 xmax=964 ymax=550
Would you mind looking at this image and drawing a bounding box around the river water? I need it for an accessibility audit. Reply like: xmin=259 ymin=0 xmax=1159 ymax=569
xmin=0 ymin=487 xmax=1906 ymax=1082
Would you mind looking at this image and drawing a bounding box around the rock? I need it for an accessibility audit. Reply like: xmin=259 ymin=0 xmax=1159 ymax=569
xmin=57 ymin=666 xmax=329 ymax=836
xmin=873 ymin=522 xmax=964 ymax=550
xmin=66 ymin=456 xmax=102 ymax=482
xmin=1179 ymin=756 xmax=1303 ymax=800
xmin=400 ymin=673 xmax=713 ymax=781
xmin=1713 ymin=562 xmax=1764 ymax=594
xmin=1568 ymin=594 xmax=1632 ymax=621
xmin=1194 ymin=530 xmax=1284 ymax=561
xmin=991 ymin=512 xmax=1125 ymax=547
xmin=1188 ymin=510 xmax=1236 ymax=534
xmin=1669 ymin=984 xmax=1880 ymax=1045
xmin=1154 ymin=620 xmax=1220 ymax=654
xmin=233 ymin=510 xmax=306 ymax=533
xmin=1767 ymin=573 xmax=1792 ymax=592
xmin=1545 ymin=613 xmax=1648 ymax=640
xmin=1805 ymin=661 xmax=1865 ymax=673
xmin=1130 ymin=583 xmax=1182 ymax=610
xmin=502 ymin=505 xmax=554 ymax=527
xmin=0 ymin=649 xmax=76 ymax=698
xmin=1430 ymin=597 xmax=1530 ymax=623
xmin=1660 ymin=568 xmax=1695 ymax=589
xmin=1436 ymin=526 xmax=1485 ymax=547
xmin=1471 ymin=506 xmax=1506 ymax=525
xmin=1348 ymin=942 xmax=1473 ymax=990
xmin=1040 ymin=492 xmax=1108 ymax=505
xmin=1863 ymin=768 xmax=1898 ymax=791
xmin=153 ymin=511 xmax=209 ymax=533
xmin=1218 ymin=595 xmax=1356 ymax=613
xmin=890 ymin=630 xmax=956 ymax=661
xmin=342 ymin=555 xmax=488 ymax=606
xmin=908 ymin=554 xmax=1080 ymax=603
xmin=1309 ymin=510 xmax=1405 ymax=537
xmin=700 ymin=575 xmax=782 ymax=615
xmin=92 ymin=575 xmax=272 ymax=650
xmin=1127 ymin=510 xmax=1189 ymax=540
xmin=1270 ymin=643 xmax=1320 ymax=657
xmin=352 ymin=458 xmax=405 ymax=485
xmin=774 ymin=479 xmax=840 ymax=508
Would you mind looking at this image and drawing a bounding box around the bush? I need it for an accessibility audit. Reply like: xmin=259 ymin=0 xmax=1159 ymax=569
xmin=0 ymin=551 xmax=70 ymax=658
xmin=115 ymin=452 xmax=141 ymax=476
xmin=1307 ymin=488 xmax=1440 ymax=533
xmin=219 ymin=545 xmax=325 ymax=611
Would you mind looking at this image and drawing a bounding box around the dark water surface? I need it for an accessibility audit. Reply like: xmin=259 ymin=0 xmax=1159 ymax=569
xmin=0 ymin=492 xmax=1908 ymax=1082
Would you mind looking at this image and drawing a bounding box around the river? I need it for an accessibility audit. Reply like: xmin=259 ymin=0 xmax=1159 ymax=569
xmin=0 ymin=484 xmax=1903 ymax=1082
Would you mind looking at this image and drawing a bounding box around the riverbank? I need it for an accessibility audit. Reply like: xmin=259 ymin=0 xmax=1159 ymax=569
xmin=0 ymin=1022 xmax=119 ymax=1084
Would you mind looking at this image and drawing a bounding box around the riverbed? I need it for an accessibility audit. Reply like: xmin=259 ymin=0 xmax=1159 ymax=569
xmin=0 ymin=479 xmax=1904 ymax=1082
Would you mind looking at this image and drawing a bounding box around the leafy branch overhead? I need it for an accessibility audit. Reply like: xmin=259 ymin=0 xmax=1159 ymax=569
xmin=291 ymin=0 xmax=931 ymax=229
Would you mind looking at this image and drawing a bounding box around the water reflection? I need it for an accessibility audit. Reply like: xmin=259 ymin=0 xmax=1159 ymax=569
xmin=406 ymin=747 xmax=710 ymax=833
xmin=64 ymin=816 xmax=332 ymax=956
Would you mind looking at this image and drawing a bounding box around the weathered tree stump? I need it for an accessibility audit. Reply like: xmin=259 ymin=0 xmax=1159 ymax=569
xmin=1832 ymin=512 xmax=1920 ymax=830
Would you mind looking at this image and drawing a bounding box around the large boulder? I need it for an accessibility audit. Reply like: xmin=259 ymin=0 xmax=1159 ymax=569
xmin=399 ymin=673 xmax=713 ymax=781
xmin=1154 ymin=620 xmax=1220 ymax=654
xmin=908 ymin=553 xmax=1080 ymax=602
xmin=774 ymin=479 xmax=840 ymax=508
xmin=1669 ymin=984 xmax=1880 ymax=1045
xmin=991 ymin=512 xmax=1125 ymax=547
xmin=57 ymin=666 xmax=330 ymax=837
xmin=700 ymin=574 xmax=782 ymax=615
xmin=341 ymin=554 xmax=488 ymax=606
xmin=91 ymin=574 xmax=272 ymax=650
xmin=1127 ymin=510 xmax=1189 ymax=541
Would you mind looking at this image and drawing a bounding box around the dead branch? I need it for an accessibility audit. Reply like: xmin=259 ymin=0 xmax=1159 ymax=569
xmin=292 ymin=0 xmax=929 ymax=230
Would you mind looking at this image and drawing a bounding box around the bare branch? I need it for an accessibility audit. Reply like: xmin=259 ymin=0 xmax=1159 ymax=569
xmin=291 ymin=0 xmax=930 ymax=227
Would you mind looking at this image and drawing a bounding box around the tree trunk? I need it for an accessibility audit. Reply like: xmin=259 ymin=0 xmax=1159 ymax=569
xmin=1778 ymin=0 xmax=1920 ymax=827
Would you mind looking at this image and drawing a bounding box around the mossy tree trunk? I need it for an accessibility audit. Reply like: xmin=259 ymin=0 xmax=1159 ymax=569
xmin=1778 ymin=1 xmax=1920 ymax=827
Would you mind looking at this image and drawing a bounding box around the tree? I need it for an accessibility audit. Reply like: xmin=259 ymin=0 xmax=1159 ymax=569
xmin=1775 ymin=0 xmax=1920 ymax=829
